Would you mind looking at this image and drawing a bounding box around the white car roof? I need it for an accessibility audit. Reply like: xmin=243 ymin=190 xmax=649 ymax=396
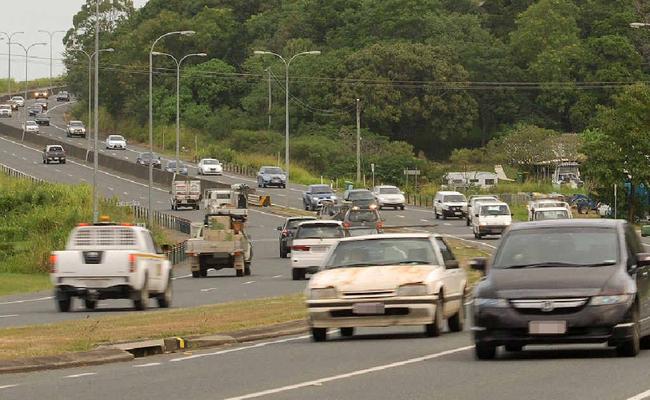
xmin=201 ymin=158 xmax=218 ymax=162
xmin=535 ymin=207 xmax=569 ymax=212
xmin=337 ymin=232 xmax=438 ymax=243
xmin=298 ymin=220 xmax=342 ymax=227
xmin=479 ymin=201 xmax=508 ymax=207
xmin=376 ymin=185 xmax=398 ymax=189
xmin=26 ymin=120 xmax=37 ymax=124
xmin=70 ymin=120 xmax=83 ymax=124
xmin=437 ymin=191 xmax=464 ymax=195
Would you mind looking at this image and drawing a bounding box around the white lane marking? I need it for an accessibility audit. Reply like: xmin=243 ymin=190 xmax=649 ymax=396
xmin=65 ymin=372 xmax=97 ymax=379
xmin=123 ymin=192 xmax=129 ymax=195
xmin=170 ymin=335 xmax=310 ymax=363
xmin=420 ymin=219 xmax=429 ymax=222
xmin=272 ymin=275 xmax=283 ymax=278
xmin=80 ymin=178 xmax=87 ymax=182
xmin=172 ymin=274 xmax=193 ymax=280
xmin=200 ymin=288 xmax=217 ymax=292
xmin=275 ymin=194 xmax=286 ymax=197
xmin=133 ymin=362 xmax=161 ymax=368
xmin=21 ymin=157 xmax=26 ymax=161
xmin=11 ymin=153 xmax=15 ymax=157
xmin=626 ymin=389 xmax=650 ymax=400
xmin=55 ymin=168 xmax=61 ymax=172
xmin=0 ymin=314 xmax=19 ymax=318
xmin=396 ymin=215 xmax=405 ymax=218
xmin=0 ymin=384 xmax=18 ymax=390
xmin=224 ymin=345 xmax=474 ymax=400
xmin=443 ymin=223 xmax=451 ymax=226
xmin=243 ymin=281 xmax=255 ymax=285
xmin=107 ymin=187 xmax=114 ymax=191
xmin=444 ymin=234 xmax=497 ymax=250
xmin=156 ymin=201 xmax=163 ymax=204
xmin=0 ymin=296 xmax=53 ymax=306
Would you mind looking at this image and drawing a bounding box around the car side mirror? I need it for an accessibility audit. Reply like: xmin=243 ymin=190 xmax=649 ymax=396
xmin=470 ymin=257 xmax=487 ymax=272
xmin=445 ymin=260 xmax=459 ymax=270
xmin=276 ymin=226 xmax=283 ymax=231
xmin=475 ymin=214 xmax=479 ymax=218
xmin=637 ymin=253 xmax=650 ymax=267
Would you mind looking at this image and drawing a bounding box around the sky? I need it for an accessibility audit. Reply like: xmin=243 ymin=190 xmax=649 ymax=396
xmin=1 ymin=0 xmax=149 ymax=82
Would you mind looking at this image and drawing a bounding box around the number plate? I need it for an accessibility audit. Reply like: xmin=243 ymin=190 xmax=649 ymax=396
xmin=454 ymin=211 xmax=462 ymax=215
xmin=353 ymin=303 xmax=385 ymax=315
xmin=84 ymin=279 xmax=108 ymax=288
xmin=529 ymin=321 xmax=567 ymax=335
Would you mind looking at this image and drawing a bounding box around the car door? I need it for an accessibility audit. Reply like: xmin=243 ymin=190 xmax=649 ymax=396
xmin=625 ymin=224 xmax=650 ymax=331
xmin=434 ymin=237 xmax=464 ymax=317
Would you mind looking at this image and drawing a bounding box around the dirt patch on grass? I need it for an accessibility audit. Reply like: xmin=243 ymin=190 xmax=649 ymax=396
xmin=446 ymin=238 xmax=492 ymax=288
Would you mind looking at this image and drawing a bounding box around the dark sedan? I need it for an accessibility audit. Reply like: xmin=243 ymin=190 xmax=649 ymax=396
xmin=471 ymin=219 xmax=650 ymax=359
xmin=342 ymin=189 xmax=378 ymax=209
xmin=277 ymin=216 xmax=317 ymax=258
xmin=136 ymin=152 xmax=162 ymax=169
xmin=28 ymin=106 xmax=42 ymax=116
xmin=164 ymin=160 xmax=188 ymax=175
xmin=35 ymin=114 xmax=50 ymax=126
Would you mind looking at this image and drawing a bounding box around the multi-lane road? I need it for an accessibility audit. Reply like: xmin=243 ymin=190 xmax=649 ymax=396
xmin=5 ymin=96 xmax=650 ymax=400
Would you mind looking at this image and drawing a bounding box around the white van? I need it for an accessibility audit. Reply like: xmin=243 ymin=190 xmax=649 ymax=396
xmin=434 ymin=191 xmax=467 ymax=220
xmin=472 ymin=201 xmax=512 ymax=238
xmin=532 ymin=207 xmax=572 ymax=221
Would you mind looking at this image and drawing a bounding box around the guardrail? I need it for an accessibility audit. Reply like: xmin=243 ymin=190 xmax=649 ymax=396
xmin=0 ymin=162 xmax=44 ymax=183
xmin=166 ymin=241 xmax=187 ymax=265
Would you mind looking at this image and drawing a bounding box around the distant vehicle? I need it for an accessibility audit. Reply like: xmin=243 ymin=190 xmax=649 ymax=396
xmin=0 ymin=104 xmax=12 ymax=118
xmin=56 ymin=91 xmax=70 ymax=102
xmin=22 ymin=120 xmax=39 ymax=134
xmin=434 ymin=191 xmax=467 ymax=220
xmin=136 ymin=152 xmax=162 ymax=169
xmin=290 ymin=220 xmax=345 ymax=280
xmin=466 ymin=195 xmax=500 ymax=226
xmin=105 ymin=134 xmax=127 ymax=150
xmin=42 ymin=145 xmax=66 ymax=164
xmin=49 ymin=217 xmax=172 ymax=311
xmin=342 ymin=207 xmax=384 ymax=233
xmin=318 ymin=201 xmax=351 ymax=221
xmin=10 ymin=96 xmax=24 ymax=107
xmin=27 ymin=105 xmax=42 ymax=116
xmin=527 ymin=199 xmax=571 ymax=221
xmin=9 ymin=100 xmax=18 ymax=111
xmin=257 ymin=166 xmax=287 ymax=188
xmin=372 ymin=185 xmax=405 ymax=210
xmin=306 ymin=233 xmax=467 ymax=342
xmin=170 ymin=179 xmax=201 ymax=210
xmin=35 ymin=99 xmax=48 ymax=111
xmin=471 ymin=219 xmax=650 ymax=359
xmin=471 ymin=201 xmax=512 ymax=239
xmin=66 ymin=121 xmax=86 ymax=138
xmin=345 ymin=227 xmax=380 ymax=237
xmin=203 ymin=189 xmax=232 ymax=211
xmin=532 ymin=207 xmax=572 ymax=221
xmin=34 ymin=89 xmax=49 ymax=99
xmin=553 ymin=162 xmax=583 ymax=189
xmin=197 ymin=158 xmax=223 ymax=175
xmin=277 ymin=216 xmax=318 ymax=258
xmin=303 ymin=184 xmax=337 ymax=211
xmin=35 ymin=113 xmax=50 ymax=126
xmin=342 ymin=189 xmax=378 ymax=209
xmin=164 ymin=160 xmax=189 ymax=176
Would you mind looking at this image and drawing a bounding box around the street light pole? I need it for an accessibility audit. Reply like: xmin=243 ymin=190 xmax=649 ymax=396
xmin=38 ymin=30 xmax=65 ymax=91
xmin=0 ymin=31 xmax=23 ymax=96
xmin=12 ymin=42 xmax=46 ymax=142
xmin=148 ymin=30 xmax=195 ymax=227
xmin=152 ymin=51 xmax=207 ymax=176
xmin=93 ymin=0 xmax=100 ymax=223
xmin=356 ymin=98 xmax=361 ymax=183
xmin=253 ymin=50 xmax=320 ymax=182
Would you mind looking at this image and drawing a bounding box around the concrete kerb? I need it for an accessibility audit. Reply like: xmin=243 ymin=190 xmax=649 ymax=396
xmin=0 ymin=320 xmax=307 ymax=374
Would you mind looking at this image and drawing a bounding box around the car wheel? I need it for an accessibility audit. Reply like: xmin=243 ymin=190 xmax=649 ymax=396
xmin=84 ymin=299 xmax=97 ymax=310
xmin=475 ymin=342 xmax=496 ymax=360
xmin=280 ymin=245 xmax=288 ymax=259
xmin=435 ymin=211 xmax=439 ymax=220
xmin=340 ymin=327 xmax=354 ymax=337
xmin=236 ymin=269 xmax=244 ymax=277
xmin=466 ymin=218 xmax=470 ymax=226
xmin=311 ymin=327 xmax=327 ymax=342
xmin=504 ymin=344 xmax=523 ymax=352
xmin=292 ymin=268 xmax=305 ymax=281
xmin=425 ymin=296 xmax=444 ymax=337
xmin=244 ymin=262 xmax=251 ymax=276
xmin=191 ymin=270 xmax=201 ymax=278
xmin=447 ymin=292 xmax=465 ymax=332
xmin=157 ymin=276 xmax=172 ymax=308
xmin=200 ymin=269 xmax=208 ymax=277
xmin=617 ymin=307 xmax=640 ymax=357
xmin=133 ymin=279 xmax=149 ymax=311
xmin=400 ymin=205 xmax=405 ymax=210
xmin=56 ymin=292 xmax=72 ymax=312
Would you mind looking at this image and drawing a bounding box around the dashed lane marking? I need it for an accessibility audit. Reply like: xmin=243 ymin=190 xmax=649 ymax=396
xmin=243 ymin=281 xmax=255 ymax=285
xmin=200 ymin=288 xmax=217 ymax=292
xmin=0 ymin=296 xmax=53 ymax=306
xmin=64 ymin=372 xmax=97 ymax=379
xmin=0 ymin=314 xmax=19 ymax=318
xmin=133 ymin=363 xmax=161 ymax=368
xmin=0 ymin=384 xmax=18 ymax=390
xmin=172 ymin=274 xmax=193 ymax=280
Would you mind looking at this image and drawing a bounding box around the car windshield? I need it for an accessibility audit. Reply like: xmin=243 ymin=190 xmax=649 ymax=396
xmin=109 ymin=135 xmax=124 ymax=141
xmin=480 ymin=204 xmax=509 ymax=216
xmin=492 ymin=228 xmax=619 ymax=269
xmin=295 ymin=224 xmax=344 ymax=239
xmin=379 ymin=187 xmax=400 ymax=194
xmin=202 ymin=159 xmax=218 ymax=165
xmin=263 ymin=167 xmax=283 ymax=174
xmin=310 ymin=185 xmax=332 ymax=194
xmin=0 ymin=105 xmax=10 ymax=110
xmin=168 ymin=162 xmax=186 ymax=168
xmin=535 ymin=210 xmax=570 ymax=220
xmin=325 ymin=238 xmax=436 ymax=268
xmin=70 ymin=121 xmax=83 ymax=126
xmin=443 ymin=195 xmax=466 ymax=202
xmin=287 ymin=218 xmax=317 ymax=229
xmin=11 ymin=97 xmax=22 ymax=100
xmin=49 ymin=146 xmax=63 ymax=152
xmin=348 ymin=191 xmax=374 ymax=200
xmin=26 ymin=121 xmax=37 ymax=126
xmin=347 ymin=210 xmax=379 ymax=222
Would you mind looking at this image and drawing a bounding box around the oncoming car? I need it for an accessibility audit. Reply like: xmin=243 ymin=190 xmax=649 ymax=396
xmin=197 ymin=158 xmax=223 ymax=175
xmin=532 ymin=207 xmax=572 ymax=221
xmin=290 ymin=220 xmax=344 ymax=281
xmin=306 ymin=233 xmax=468 ymax=342
xmin=105 ymin=134 xmax=127 ymax=150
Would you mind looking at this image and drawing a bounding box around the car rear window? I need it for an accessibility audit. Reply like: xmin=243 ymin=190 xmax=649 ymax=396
xmin=287 ymin=218 xmax=317 ymax=229
xmin=347 ymin=210 xmax=379 ymax=222
xmin=49 ymin=146 xmax=63 ymax=152
xmin=295 ymin=224 xmax=344 ymax=239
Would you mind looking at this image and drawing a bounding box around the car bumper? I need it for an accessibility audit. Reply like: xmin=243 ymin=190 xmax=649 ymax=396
xmin=473 ymin=303 xmax=633 ymax=346
xmin=442 ymin=209 xmax=465 ymax=217
xmin=108 ymin=144 xmax=126 ymax=149
xmin=308 ymin=297 xmax=437 ymax=328
xmin=477 ymin=225 xmax=507 ymax=235
xmin=46 ymin=157 xmax=65 ymax=161
xmin=0 ymin=114 xmax=11 ymax=117
xmin=263 ymin=180 xmax=286 ymax=187
xmin=202 ymin=169 xmax=223 ymax=175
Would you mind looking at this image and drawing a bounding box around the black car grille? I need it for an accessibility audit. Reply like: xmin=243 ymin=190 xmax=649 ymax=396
xmin=330 ymin=308 xmax=409 ymax=318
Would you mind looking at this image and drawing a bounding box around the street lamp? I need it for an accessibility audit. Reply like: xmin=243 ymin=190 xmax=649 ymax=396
xmin=0 ymin=31 xmax=23 ymax=96
xmin=69 ymin=48 xmax=114 ymax=160
xmin=151 ymin=51 xmax=207 ymax=175
xmin=148 ymin=30 xmax=195 ymax=227
xmin=12 ymin=41 xmax=46 ymax=142
xmin=253 ymin=50 xmax=320 ymax=183
xmin=38 ymin=30 xmax=66 ymax=91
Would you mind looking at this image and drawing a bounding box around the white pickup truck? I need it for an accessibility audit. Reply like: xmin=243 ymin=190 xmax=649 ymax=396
xmin=50 ymin=220 xmax=173 ymax=312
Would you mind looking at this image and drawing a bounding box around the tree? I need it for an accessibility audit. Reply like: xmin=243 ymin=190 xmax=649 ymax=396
xmin=487 ymin=123 xmax=561 ymax=172
xmin=581 ymin=84 xmax=650 ymax=220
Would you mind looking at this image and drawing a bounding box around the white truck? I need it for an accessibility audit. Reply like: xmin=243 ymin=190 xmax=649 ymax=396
xmin=186 ymin=209 xmax=253 ymax=278
xmin=170 ymin=179 xmax=201 ymax=210
xmin=203 ymin=188 xmax=232 ymax=211
xmin=49 ymin=219 xmax=172 ymax=312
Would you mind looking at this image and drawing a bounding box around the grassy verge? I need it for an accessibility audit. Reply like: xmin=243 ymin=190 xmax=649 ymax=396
xmin=447 ymin=238 xmax=492 ymax=288
xmin=0 ymin=274 xmax=52 ymax=297
xmin=0 ymin=294 xmax=305 ymax=361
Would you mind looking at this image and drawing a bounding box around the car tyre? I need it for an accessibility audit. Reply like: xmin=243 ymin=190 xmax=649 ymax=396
xmin=57 ymin=292 xmax=72 ymax=312
xmin=435 ymin=211 xmax=439 ymax=220
xmin=84 ymin=299 xmax=97 ymax=310
xmin=447 ymin=293 xmax=465 ymax=332
xmin=157 ymin=277 xmax=172 ymax=308
xmin=133 ymin=279 xmax=149 ymax=311
xmin=475 ymin=342 xmax=496 ymax=360
xmin=191 ymin=270 xmax=201 ymax=278
xmin=311 ymin=327 xmax=327 ymax=342
xmin=400 ymin=205 xmax=405 ymax=210
xmin=425 ymin=296 xmax=444 ymax=337
xmin=340 ymin=327 xmax=354 ymax=337
xmin=617 ymin=308 xmax=640 ymax=357
xmin=292 ymin=268 xmax=305 ymax=281
xmin=466 ymin=218 xmax=470 ymax=226
xmin=280 ymin=245 xmax=288 ymax=259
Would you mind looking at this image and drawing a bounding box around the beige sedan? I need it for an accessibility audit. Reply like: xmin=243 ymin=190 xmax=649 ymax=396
xmin=306 ymin=233 xmax=468 ymax=342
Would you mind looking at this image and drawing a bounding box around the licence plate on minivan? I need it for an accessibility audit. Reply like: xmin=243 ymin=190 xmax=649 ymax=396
xmin=529 ymin=321 xmax=566 ymax=335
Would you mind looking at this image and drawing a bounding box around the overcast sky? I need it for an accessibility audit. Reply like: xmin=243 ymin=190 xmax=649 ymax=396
xmin=1 ymin=0 xmax=149 ymax=82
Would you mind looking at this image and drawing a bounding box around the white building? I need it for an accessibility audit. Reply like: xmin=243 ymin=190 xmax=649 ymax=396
xmin=445 ymin=171 xmax=499 ymax=188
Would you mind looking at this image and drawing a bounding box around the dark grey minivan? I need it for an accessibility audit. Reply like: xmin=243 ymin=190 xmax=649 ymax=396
xmin=471 ymin=219 xmax=650 ymax=359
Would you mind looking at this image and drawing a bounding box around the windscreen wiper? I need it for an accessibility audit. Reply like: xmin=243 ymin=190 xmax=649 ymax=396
xmin=502 ymin=262 xmax=586 ymax=269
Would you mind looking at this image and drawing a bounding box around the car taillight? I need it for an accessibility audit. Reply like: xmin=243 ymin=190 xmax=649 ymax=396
xmin=128 ymin=254 xmax=137 ymax=272
xmin=376 ymin=221 xmax=384 ymax=230
xmin=292 ymin=245 xmax=310 ymax=251
xmin=342 ymin=222 xmax=351 ymax=229
xmin=49 ymin=254 xmax=57 ymax=273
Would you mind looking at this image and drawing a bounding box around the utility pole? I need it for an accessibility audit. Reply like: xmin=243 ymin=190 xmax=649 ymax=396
xmin=93 ymin=0 xmax=100 ymax=223
xmin=267 ymin=67 xmax=272 ymax=132
xmin=1 ymin=32 xmax=23 ymax=96
xmin=356 ymin=98 xmax=361 ymax=183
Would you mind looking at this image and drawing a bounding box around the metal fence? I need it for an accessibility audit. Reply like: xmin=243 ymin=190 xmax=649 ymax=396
xmin=223 ymin=162 xmax=256 ymax=177
xmin=404 ymin=193 xmax=434 ymax=208
xmin=0 ymin=163 xmax=44 ymax=183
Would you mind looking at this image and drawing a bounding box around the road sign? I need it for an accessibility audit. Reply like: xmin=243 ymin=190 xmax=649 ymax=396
xmin=403 ymin=169 xmax=420 ymax=176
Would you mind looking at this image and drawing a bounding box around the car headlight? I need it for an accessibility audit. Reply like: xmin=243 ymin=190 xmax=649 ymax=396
xmin=310 ymin=287 xmax=338 ymax=300
xmin=397 ymin=284 xmax=428 ymax=297
xmin=589 ymin=295 xmax=633 ymax=306
xmin=474 ymin=298 xmax=509 ymax=308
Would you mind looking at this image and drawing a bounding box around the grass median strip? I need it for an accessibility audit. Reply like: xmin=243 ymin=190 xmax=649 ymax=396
xmin=0 ymin=293 xmax=306 ymax=361
xmin=446 ymin=238 xmax=492 ymax=288
xmin=0 ymin=273 xmax=52 ymax=297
